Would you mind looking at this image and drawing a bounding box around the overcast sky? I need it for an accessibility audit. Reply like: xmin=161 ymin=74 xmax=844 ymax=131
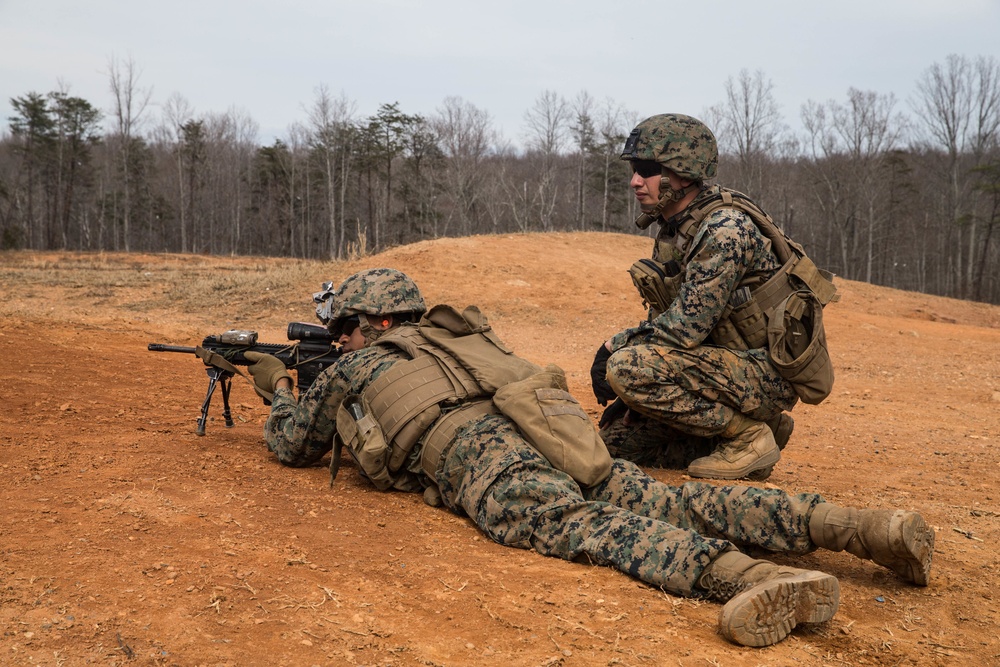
xmin=2 ymin=0 xmax=999 ymax=148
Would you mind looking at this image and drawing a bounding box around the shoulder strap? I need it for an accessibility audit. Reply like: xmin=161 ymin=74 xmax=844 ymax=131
xmin=684 ymin=189 xmax=794 ymax=264
xmin=686 ymin=188 xmax=838 ymax=306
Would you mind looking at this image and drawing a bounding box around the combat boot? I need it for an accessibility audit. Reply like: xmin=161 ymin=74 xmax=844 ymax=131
xmin=767 ymin=413 xmax=794 ymax=450
xmin=687 ymin=414 xmax=780 ymax=480
xmin=809 ymin=504 xmax=934 ymax=586
xmin=698 ymin=550 xmax=840 ymax=647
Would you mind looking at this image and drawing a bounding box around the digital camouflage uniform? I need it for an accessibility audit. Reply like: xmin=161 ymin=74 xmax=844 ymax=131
xmin=264 ymin=318 xmax=823 ymax=597
xmin=602 ymin=186 xmax=798 ymax=460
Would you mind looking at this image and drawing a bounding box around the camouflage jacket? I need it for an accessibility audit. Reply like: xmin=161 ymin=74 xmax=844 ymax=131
xmin=611 ymin=186 xmax=783 ymax=355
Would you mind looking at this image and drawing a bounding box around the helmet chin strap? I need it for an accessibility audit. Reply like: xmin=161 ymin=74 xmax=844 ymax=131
xmin=634 ymin=178 xmax=700 ymax=230
xmin=358 ymin=314 xmax=393 ymax=346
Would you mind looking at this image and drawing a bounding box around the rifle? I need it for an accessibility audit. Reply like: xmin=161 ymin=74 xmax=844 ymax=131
xmin=148 ymin=322 xmax=342 ymax=436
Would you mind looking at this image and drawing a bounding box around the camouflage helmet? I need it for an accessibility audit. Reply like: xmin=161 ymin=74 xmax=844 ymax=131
xmin=329 ymin=268 xmax=426 ymax=329
xmin=620 ymin=113 xmax=718 ymax=182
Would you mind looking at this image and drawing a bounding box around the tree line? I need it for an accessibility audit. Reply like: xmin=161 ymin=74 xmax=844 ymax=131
xmin=2 ymin=54 xmax=1000 ymax=304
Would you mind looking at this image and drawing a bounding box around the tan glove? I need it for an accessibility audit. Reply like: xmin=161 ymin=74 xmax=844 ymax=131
xmin=243 ymin=351 xmax=293 ymax=398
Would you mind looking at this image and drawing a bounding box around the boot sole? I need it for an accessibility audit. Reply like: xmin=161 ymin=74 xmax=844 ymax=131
xmin=888 ymin=511 xmax=935 ymax=586
xmin=746 ymin=465 xmax=775 ymax=482
xmin=718 ymin=572 xmax=840 ymax=647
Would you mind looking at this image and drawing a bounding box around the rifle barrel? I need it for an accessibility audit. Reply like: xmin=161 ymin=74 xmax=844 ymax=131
xmin=148 ymin=343 xmax=197 ymax=354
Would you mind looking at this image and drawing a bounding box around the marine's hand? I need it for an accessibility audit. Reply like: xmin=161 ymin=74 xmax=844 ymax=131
xmin=244 ymin=351 xmax=293 ymax=397
xmin=590 ymin=342 xmax=617 ymax=406
xmin=598 ymin=397 xmax=630 ymax=429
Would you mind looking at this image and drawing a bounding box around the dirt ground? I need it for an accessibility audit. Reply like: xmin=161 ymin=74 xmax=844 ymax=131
xmin=1 ymin=232 xmax=999 ymax=667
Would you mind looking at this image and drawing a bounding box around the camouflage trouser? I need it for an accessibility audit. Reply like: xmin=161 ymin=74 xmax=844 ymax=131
xmin=599 ymin=409 xmax=715 ymax=469
xmin=434 ymin=415 xmax=822 ymax=597
xmin=606 ymin=342 xmax=797 ymax=438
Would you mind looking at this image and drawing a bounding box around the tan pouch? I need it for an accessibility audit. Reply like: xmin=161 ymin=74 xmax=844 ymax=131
xmin=729 ymin=297 xmax=768 ymax=350
xmin=629 ymin=258 xmax=683 ymax=317
xmin=767 ymin=291 xmax=834 ymax=405
xmin=336 ymin=395 xmax=394 ymax=490
xmin=492 ymin=365 xmax=612 ymax=487
xmin=710 ymin=312 xmax=748 ymax=351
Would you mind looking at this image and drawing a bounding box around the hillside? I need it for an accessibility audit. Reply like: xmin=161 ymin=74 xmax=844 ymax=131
xmin=1 ymin=232 xmax=998 ymax=666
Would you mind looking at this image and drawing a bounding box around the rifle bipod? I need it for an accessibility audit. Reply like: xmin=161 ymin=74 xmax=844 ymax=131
xmin=197 ymin=365 xmax=235 ymax=436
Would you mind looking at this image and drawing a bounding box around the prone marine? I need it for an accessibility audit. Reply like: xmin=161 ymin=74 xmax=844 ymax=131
xmin=242 ymin=267 xmax=934 ymax=648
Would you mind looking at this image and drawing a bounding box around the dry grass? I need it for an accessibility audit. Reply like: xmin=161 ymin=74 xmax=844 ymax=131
xmin=0 ymin=250 xmax=345 ymax=333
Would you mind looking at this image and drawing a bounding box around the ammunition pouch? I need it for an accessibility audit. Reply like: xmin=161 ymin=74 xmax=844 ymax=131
xmin=628 ymin=258 xmax=683 ymax=317
xmin=336 ymin=354 xmax=455 ymax=492
xmin=727 ymin=292 xmax=768 ymax=350
xmin=364 ymin=355 xmax=454 ymax=472
xmin=711 ymin=253 xmax=837 ymax=403
xmin=492 ymin=365 xmax=612 ymax=487
xmin=336 ymin=395 xmax=395 ymax=491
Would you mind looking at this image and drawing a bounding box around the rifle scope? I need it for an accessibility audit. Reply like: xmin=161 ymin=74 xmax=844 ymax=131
xmin=287 ymin=321 xmax=337 ymax=344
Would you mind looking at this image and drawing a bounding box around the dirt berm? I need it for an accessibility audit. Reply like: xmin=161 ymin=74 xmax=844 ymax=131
xmin=1 ymin=232 xmax=998 ymax=665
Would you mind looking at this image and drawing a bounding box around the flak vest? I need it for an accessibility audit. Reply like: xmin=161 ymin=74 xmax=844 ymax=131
xmin=628 ymin=187 xmax=839 ymax=405
xmin=332 ymin=305 xmax=612 ymax=495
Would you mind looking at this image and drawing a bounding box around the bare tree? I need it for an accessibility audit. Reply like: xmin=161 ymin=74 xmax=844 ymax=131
xmin=522 ymin=90 xmax=569 ymax=230
xmin=159 ymin=93 xmax=194 ymax=251
xmin=711 ymin=69 xmax=786 ymax=198
xmin=832 ymin=88 xmax=905 ymax=283
xmin=569 ymin=91 xmax=596 ymax=230
xmin=595 ymin=98 xmax=634 ymax=231
xmin=284 ymin=121 xmax=309 ymax=257
xmin=913 ymin=54 xmax=1000 ymax=296
xmin=307 ymin=85 xmax=355 ymax=258
xmin=481 ymin=140 xmax=518 ymax=232
xmin=107 ymin=54 xmax=152 ymax=251
xmin=971 ymin=56 xmax=1000 ymax=157
xmin=523 ymin=90 xmax=568 ymax=156
xmin=800 ymin=89 xmax=905 ymax=282
xmin=431 ymin=96 xmax=495 ymax=236
xmin=198 ymin=106 xmax=259 ymax=255
xmin=229 ymin=107 xmax=259 ymax=255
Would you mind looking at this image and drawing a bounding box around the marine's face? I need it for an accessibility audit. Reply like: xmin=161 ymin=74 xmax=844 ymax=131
xmin=630 ymin=162 xmax=696 ymax=218
xmin=337 ymin=315 xmax=366 ymax=352
xmin=629 ymin=160 xmax=661 ymax=211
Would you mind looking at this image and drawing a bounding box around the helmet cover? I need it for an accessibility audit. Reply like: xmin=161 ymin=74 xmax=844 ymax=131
xmin=329 ymin=268 xmax=426 ymax=332
xmin=620 ymin=113 xmax=718 ymax=182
